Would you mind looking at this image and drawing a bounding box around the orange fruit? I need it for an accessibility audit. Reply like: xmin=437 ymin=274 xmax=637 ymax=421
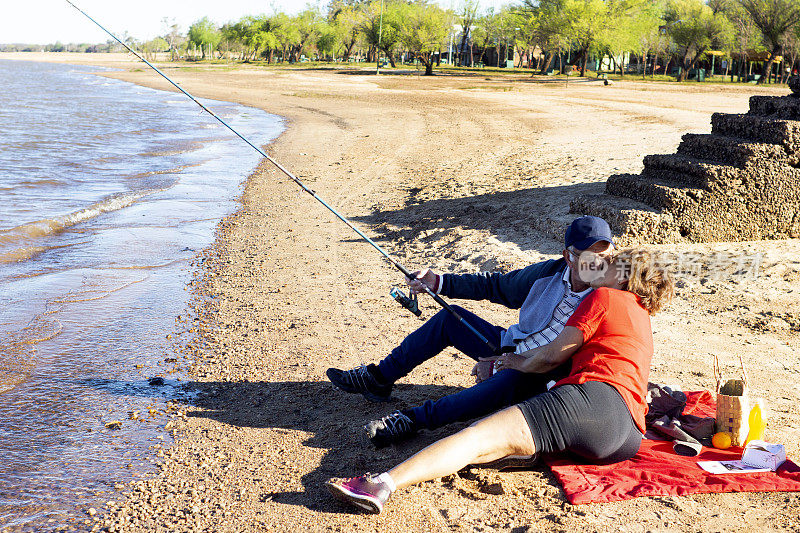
xmin=712 ymin=431 xmax=732 ymax=449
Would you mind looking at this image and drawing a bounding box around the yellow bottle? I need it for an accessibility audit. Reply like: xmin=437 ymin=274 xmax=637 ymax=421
xmin=744 ymin=401 xmax=766 ymax=445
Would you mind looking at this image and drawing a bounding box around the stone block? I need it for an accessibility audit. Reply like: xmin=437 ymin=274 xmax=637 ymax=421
xmin=677 ymin=133 xmax=788 ymax=167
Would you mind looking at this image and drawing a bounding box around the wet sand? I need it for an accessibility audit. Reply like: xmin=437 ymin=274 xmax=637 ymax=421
xmin=3 ymin=53 xmax=799 ymax=531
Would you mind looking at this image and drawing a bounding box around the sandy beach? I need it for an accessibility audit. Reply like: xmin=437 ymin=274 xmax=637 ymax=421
xmin=3 ymin=52 xmax=799 ymax=531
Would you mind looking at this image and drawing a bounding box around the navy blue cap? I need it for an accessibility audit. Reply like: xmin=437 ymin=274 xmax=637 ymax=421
xmin=565 ymin=216 xmax=614 ymax=250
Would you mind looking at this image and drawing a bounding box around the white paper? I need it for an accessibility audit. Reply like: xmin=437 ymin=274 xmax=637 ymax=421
xmin=742 ymin=441 xmax=786 ymax=470
xmin=697 ymin=460 xmax=774 ymax=474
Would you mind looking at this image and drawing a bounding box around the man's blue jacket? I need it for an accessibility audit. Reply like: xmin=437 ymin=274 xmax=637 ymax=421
xmin=439 ymin=258 xmax=567 ymax=310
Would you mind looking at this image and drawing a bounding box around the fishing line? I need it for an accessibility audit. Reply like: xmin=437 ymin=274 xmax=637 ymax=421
xmin=64 ymin=0 xmax=498 ymax=354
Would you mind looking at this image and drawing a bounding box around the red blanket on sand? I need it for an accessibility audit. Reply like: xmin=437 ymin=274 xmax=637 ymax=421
xmin=545 ymin=390 xmax=800 ymax=504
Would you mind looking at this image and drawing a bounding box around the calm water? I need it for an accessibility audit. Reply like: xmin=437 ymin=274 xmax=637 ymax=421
xmin=0 ymin=60 xmax=283 ymax=530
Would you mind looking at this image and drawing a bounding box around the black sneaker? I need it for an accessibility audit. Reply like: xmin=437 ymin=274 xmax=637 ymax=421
xmin=325 ymin=473 xmax=392 ymax=514
xmin=326 ymin=365 xmax=392 ymax=402
xmin=364 ymin=411 xmax=417 ymax=448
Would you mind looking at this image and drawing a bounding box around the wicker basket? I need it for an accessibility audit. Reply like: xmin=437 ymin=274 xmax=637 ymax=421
xmin=713 ymin=354 xmax=751 ymax=447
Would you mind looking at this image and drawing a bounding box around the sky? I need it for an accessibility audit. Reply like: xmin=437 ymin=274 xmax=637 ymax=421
xmin=3 ymin=0 xmax=512 ymax=45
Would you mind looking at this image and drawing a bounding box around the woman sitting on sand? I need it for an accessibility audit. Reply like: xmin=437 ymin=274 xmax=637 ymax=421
xmin=325 ymin=249 xmax=673 ymax=514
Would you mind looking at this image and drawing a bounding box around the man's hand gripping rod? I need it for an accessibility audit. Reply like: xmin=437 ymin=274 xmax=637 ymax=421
xmin=65 ymin=0 xmax=498 ymax=355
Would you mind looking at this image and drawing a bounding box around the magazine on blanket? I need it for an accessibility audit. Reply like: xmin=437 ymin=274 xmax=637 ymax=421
xmin=697 ymin=460 xmax=774 ymax=474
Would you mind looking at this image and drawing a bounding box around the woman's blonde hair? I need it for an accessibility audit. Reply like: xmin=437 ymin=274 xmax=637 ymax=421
xmin=614 ymin=249 xmax=674 ymax=315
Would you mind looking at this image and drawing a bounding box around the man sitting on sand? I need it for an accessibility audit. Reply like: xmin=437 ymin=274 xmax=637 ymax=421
xmin=326 ymin=215 xmax=615 ymax=447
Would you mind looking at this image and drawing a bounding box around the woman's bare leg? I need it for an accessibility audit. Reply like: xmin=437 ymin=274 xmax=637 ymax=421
xmin=387 ymin=406 xmax=535 ymax=490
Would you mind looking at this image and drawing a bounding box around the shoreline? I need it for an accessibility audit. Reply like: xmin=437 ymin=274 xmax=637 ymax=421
xmin=0 ymin=58 xmax=286 ymax=532
xmin=3 ymin=53 xmax=798 ymax=531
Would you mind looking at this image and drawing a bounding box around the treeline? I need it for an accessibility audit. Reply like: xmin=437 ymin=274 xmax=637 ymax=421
xmin=0 ymin=41 xmax=124 ymax=53
xmin=178 ymin=3 xmax=456 ymax=75
xmin=8 ymin=0 xmax=800 ymax=83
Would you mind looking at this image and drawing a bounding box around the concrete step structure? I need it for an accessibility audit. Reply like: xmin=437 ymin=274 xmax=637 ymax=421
xmin=569 ymin=87 xmax=800 ymax=244
xmin=569 ymin=194 xmax=683 ymax=245
xmin=605 ymin=173 xmax=706 ymax=213
xmin=710 ymin=113 xmax=800 ymax=153
xmin=677 ymin=133 xmax=789 ymax=168
xmin=641 ymin=153 xmax=743 ymax=189
xmin=749 ymin=94 xmax=800 ymax=120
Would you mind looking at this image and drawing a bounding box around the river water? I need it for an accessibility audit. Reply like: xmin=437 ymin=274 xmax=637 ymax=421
xmin=0 ymin=59 xmax=282 ymax=530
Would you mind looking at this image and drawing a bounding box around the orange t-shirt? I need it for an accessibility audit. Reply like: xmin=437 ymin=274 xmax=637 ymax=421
xmin=555 ymin=287 xmax=653 ymax=434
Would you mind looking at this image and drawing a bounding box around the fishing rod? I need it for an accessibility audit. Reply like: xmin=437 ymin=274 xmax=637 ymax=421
xmin=65 ymin=0 xmax=498 ymax=355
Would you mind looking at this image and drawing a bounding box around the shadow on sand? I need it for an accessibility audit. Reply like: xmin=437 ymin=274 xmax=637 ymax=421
xmin=86 ymin=376 xmax=487 ymax=513
xmin=349 ymin=182 xmax=603 ymax=252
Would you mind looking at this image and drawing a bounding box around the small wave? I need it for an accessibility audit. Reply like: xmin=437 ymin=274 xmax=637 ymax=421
xmin=0 ymin=314 xmax=63 ymax=395
xmin=128 ymin=128 xmax=163 ymax=136
xmin=138 ymin=141 xmax=204 ymax=157
xmin=0 ymin=178 xmax=65 ymax=192
xmin=53 ymin=275 xmax=149 ymax=305
xmin=0 ymin=189 xmax=158 ymax=258
xmin=0 ymin=242 xmax=84 ymax=269
xmin=0 ymin=220 xmax=64 ymax=244
xmin=0 ymin=270 xmax=148 ymax=392
xmin=138 ymin=150 xmax=187 ymax=157
xmin=0 ymin=246 xmax=50 ymax=265
xmin=63 ymin=191 xmax=156 ymax=226
xmin=127 ymin=167 xmax=182 ymax=179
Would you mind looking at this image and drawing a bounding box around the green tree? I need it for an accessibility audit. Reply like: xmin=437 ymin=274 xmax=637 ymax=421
xmin=142 ymin=37 xmax=168 ymax=60
xmin=317 ymin=21 xmax=339 ymax=59
xmin=471 ymin=9 xmax=502 ymax=67
xmin=598 ymin=1 xmax=662 ymax=77
xmin=496 ymin=8 xmax=522 ymax=68
xmin=161 ymin=19 xmax=185 ymax=61
xmin=188 ymin=17 xmax=222 ymax=59
xmin=359 ymin=0 xmax=403 ymax=66
xmin=780 ymin=25 xmax=800 ymax=81
xmin=220 ymin=20 xmax=249 ymax=60
xmin=565 ymin=0 xmax=609 ymax=76
xmin=456 ymin=0 xmax=480 ymax=66
xmin=273 ymin=13 xmax=300 ymax=62
xmin=720 ymin=0 xmax=762 ymax=80
xmin=637 ymin=15 xmax=670 ymax=77
xmin=286 ymin=9 xmax=324 ymax=61
xmin=329 ymin=4 xmax=364 ymax=61
xmin=397 ymin=2 xmax=450 ymax=75
xmin=509 ymin=8 xmax=539 ymax=68
xmin=518 ymin=0 xmax=573 ymax=74
xmin=246 ymin=15 xmax=284 ymax=62
xmin=737 ymin=0 xmax=800 ymax=83
xmin=665 ymin=0 xmax=729 ymax=81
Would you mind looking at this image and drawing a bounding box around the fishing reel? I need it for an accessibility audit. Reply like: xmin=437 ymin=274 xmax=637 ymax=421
xmin=390 ymin=287 xmax=421 ymax=317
